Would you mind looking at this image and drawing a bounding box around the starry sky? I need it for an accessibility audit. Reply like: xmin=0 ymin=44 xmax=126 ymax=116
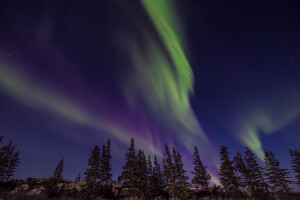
xmin=0 ymin=0 xmax=299 ymax=184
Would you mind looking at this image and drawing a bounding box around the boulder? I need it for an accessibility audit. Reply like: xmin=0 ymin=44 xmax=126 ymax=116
xmin=15 ymin=184 xmax=30 ymax=191
xmin=57 ymin=182 xmax=68 ymax=190
xmin=28 ymin=188 xmax=41 ymax=195
xmin=38 ymin=185 xmax=45 ymax=192
xmin=66 ymin=181 xmax=85 ymax=191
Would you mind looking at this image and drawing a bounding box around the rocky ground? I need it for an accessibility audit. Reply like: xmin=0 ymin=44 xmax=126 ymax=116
xmin=1 ymin=178 xmax=299 ymax=200
xmin=0 ymin=177 xmax=118 ymax=199
xmin=7 ymin=177 xmax=85 ymax=194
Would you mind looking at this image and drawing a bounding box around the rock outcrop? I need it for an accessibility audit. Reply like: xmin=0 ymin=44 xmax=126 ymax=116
xmin=8 ymin=177 xmax=87 ymax=196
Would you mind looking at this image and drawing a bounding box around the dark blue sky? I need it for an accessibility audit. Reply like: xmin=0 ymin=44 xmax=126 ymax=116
xmin=0 ymin=0 xmax=299 ymax=185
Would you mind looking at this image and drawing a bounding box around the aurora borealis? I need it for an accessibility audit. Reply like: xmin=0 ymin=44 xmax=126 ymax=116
xmin=0 ymin=0 xmax=299 ymax=184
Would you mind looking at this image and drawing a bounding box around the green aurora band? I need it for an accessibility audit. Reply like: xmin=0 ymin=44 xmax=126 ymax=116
xmin=237 ymin=93 xmax=300 ymax=160
xmin=125 ymin=0 xmax=208 ymax=152
xmin=0 ymin=59 xmax=161 ymax=157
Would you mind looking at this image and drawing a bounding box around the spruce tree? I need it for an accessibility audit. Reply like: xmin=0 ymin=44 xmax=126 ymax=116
xmin=85 ymin=145 xmax=100 ymax=184
xmin=264 ymin=150 xmax=291 ymax=193
xmin=99 ymin=144 xmax=107 ymax=183
xmin=53 ymin=158 xmax=64 ymax=180
xmin=233 ymin=151 xmax=252 ymax=192
xmin=0 ymin=140 xmax=20 ymax=182
xmin=5 ymin=150 xmax=20 ymax=181
xmin=289 ymin=149 xmax=300 ymax=185
xmin=211 ymin=184 xmax=221 ymax=198
xmin=172 ymin=147 xmax=189 ymax=198
xmin=152 ymin=155 xmax=164 ymax=196
xmin=45 ymin=158 xmax=64 ymax=197
xmin=136 ymin=150 xmax=149 ymax=196
xmin=147 ymin=155 xmax=153 ymax=179
xmin=244 ymin=147 xmax=269 ymax=194
xmin=99 ymin=139 xmax=113 ymax=184
xmin=162 ymin=144 xmax=176 ymax=197
xmin=147 ymin=155 xmax=154 ymax=197
xmin=219 ymin=146 xmax=240 ymax=196
xmin=97 ymin=140 xmax=114 ymax=198
xmin=119 ymin=138 xmax=138 ymax=195
xmin=104 ymin=139 xmax=112 ymax=183
xmin=191 ymin=146 xmax=211 ymax=190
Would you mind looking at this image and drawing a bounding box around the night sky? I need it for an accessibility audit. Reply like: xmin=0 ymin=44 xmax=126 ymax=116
xmin=0 ymin=0 xmax=299 ymax=185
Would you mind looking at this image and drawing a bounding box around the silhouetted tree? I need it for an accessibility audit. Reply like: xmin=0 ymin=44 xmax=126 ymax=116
xmin=99 ymin=139 xmax=113 ymax=184
xmin=162 ymin=144 xmax=176 ymax=197
xmin=98 ymin=139 xmax=115 ymax=199
xmin=105 ymin=139 xmax=112 ymax=182
xmin=85 ymin=142 xmax=115 ymax=199
xmin=99 ymin=145 xmax=107 ymax=184
xmin=290 ymin=149 xmax=300 ymax=185
xmin=152 ymin=155 xmax=165 ymax=196
xmin=43 ymin=158 xmax=64 ymax=197
xmin=211 ymin=184 xmax=222 ymax=198
xmin=264 ymin=150 xmax=291 ymax=193
xmin=85 ymin=145 xmax=100 ymax=184
xmin=233 ymin=151 xmax=252 ymax=193
xmin=172 ymin=147 xmax=190 ymax=199
xmin=0 ymin=139 xmax=20 ymax=182
xmin=219 ymin=146 xmax=240 ymax=196
xmin=147 ymin=155 xmax=154 ymax=198
xmin=43 ymin=178 xmax=60 ymax=197
xmin=244 ymin=147 xmax=269 ymax=195
xmin=136 ymin=150 xmax=149 ymax=196
xmin=192 ymin=146 xmax=211 ymax=190
xmin=53 ymin=158 xmax=64 ymax=180
xmin=119 ymin=138 xmax=138 ymax=196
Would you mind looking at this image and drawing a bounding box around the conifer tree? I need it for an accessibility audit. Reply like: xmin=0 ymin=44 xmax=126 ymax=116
xmin=152 ymin=155 xmax=164 ymax=195
xmin=219 ymin=146 xmax=240 ymax=196
xmin=289 ymin=149 xmax=300 ymax=185
xmin=233 ymin=151 xmax=252 ymax=192
xmin=172 ymin=147 xmax=190 ymax=198
xmin=244 ymin=147 xmax=269 ymax=194
xmin=162 ymin=144 xmax=176 ymax=196
xmin=53 ymin=158 xmax=64 ymax=180
xmin=0 ymin=140 xmax=20 ymax=182
xmin=99 ymin=144 xmax=107 ymax=183
xmin=99 ymin=139 xmax=113 ymax=184
xmin=136 ymin=150 xmax=149 ymax=196
xmin=147 ymin=155 xmax=153 ymax=179
xmin=44 ymin=158 xmax=63 ymax=197
xmin=97 ymin=140 xmax=114 ymax=198
xmin=119 ymin=138 xmax=138 ymax=194
xmin=147 ymin=155 xmax=154 ymax=197
xmin=264 ymin=150 xmax=291 ymax=193
xmin=192 ymin=146 xmax=211 ymax=190
xmin=104 ymin=139 xmax=112 ymax=183
xmin=85 ymin=145 xmax=100 ymax=184
xmin=211 ymin=184 xmax=221 ymax=197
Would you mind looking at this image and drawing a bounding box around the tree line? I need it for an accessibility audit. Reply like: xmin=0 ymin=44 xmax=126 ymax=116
xmin=50 ymin=138 xmax=300 ymax=199
xmin=1 ymin=135 xmax=300 ymax=199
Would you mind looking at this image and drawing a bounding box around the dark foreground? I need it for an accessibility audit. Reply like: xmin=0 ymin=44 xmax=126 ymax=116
xmin=1 ymin=178 xmax=299 ymax=200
